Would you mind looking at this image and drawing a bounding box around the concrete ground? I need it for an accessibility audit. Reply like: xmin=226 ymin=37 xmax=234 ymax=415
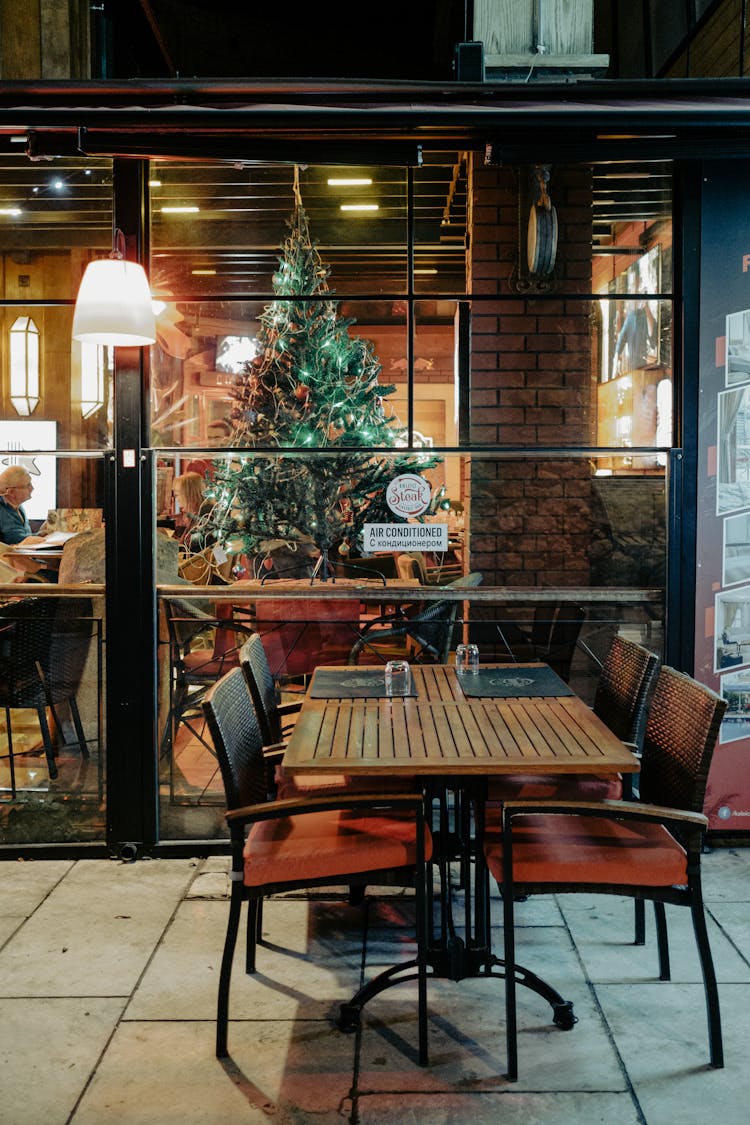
xmin=0 ymin=847 xmax=748 ymax=1125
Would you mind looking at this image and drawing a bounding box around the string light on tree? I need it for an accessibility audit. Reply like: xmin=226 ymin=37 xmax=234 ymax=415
xmin=199 ymin=167 xmax=444 ymax=578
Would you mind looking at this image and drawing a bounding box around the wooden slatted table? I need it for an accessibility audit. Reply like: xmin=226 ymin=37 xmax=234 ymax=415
xmin=283 ymin=664 xmax=638 ymax=780
xmin=281 ymin=664 xmax=639 ymax=1039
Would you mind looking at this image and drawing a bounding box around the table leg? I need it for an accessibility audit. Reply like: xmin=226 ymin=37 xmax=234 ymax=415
xmin=336 ymin=780 xmax=577 ymax=1043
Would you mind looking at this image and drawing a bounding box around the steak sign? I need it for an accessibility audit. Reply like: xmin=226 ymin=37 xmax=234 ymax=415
xmin=385 ymin=474 xmax=432 ymax=517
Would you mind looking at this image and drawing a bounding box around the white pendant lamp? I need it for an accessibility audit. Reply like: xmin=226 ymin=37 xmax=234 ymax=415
xmin=72 ymin=228 xmax=156 ymax=346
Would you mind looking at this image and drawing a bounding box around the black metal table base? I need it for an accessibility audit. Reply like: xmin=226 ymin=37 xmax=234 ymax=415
xmin=337 ymin=780 xmax=578 ymax=1043
xmin=337 ymin=948 xmax=577 ymax=1034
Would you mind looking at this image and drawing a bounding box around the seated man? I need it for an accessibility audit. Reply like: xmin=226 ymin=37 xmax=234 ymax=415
xmin=0 ymin=466 xmax=55 ymax=581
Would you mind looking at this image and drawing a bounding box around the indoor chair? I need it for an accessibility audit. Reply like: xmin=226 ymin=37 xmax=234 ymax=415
xmin=397 ymin=551 xmax=464 ymax=586
xmin=202 ymin=666 xmax=431 ymax=1060
xmin=0 ymin=596 xmax=93 ymax=796
xmin=348 ymin=571 xmax=483 ymax=665
xmin=336 ymin=553 xmax=400 ymax=581
xmin=484 ymin=664 xmax=727 ymax=1079
xmin=493 ymin=602 xmax=586 ymax=681
xmin=253 ymin=595 xmax=362 ymax=680
xmin=160 ymin=596 xmax=254 ymax=760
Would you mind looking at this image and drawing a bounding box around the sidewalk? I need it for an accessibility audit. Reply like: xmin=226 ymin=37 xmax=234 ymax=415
xmin=0 ymin=848 xmax=748 ymax=1124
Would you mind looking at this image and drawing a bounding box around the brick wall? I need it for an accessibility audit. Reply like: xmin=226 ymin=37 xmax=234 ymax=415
xmin=467 ymin=156 xmax=594 ymax=586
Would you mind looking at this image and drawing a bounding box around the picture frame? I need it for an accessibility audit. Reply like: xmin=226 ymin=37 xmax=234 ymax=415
xmin=601 ymin=244 xmax=661 ymax=384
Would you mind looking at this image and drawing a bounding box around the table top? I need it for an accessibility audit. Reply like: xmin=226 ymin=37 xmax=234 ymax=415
xmin=5 ymin=546 xmax=64 ymax=560
xmin=282 ymin=664 xmax=639 ymax=778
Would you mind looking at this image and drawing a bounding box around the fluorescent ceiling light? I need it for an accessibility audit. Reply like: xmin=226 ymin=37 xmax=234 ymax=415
xmin=340 ymin=203 xmax=379 ymax=212
xmin=0 ymin=208 xmax=21 ymax=216
xmin=414 ymin=268 xmax=438 ymax=275
xmin=328 ymin=177 xmax=372 ymax=186
xmin=9 ymin=135 xmax=27 ymax=144
xmin=191 ymin=268 xmax=216 ymax=275
xmin=149 ymin=179 xmax=162 ymax=187
xmin=161 ymin=205 xmax=199 ymax=214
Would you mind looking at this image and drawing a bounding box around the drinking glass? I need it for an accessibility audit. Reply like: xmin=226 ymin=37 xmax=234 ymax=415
xmin=455 ymin=643 xmax=480 ymax=675
xmin=385 ymin=659 xmax=412 ymax=696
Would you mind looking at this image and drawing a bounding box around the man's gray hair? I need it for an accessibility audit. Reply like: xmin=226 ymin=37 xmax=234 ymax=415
xmin=0 ymin=465 xmax=32 ymax=494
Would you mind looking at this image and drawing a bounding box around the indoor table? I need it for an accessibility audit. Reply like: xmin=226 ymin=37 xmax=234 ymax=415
xmin=281 ymin=662 xmax=639 ymax=1033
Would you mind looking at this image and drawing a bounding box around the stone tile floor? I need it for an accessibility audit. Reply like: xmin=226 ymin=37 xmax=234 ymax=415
xmin=0 ymin=847 xmax=748 ymax=1125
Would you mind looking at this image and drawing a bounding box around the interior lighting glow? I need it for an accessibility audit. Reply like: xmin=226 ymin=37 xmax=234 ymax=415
xmin=80 ymin=342 xmax=111 ymax=418
xmin=72 ymin=229 xmax=156 ymax=346
xmin=328 ymin=177 xmax=372 ymax=186
xmin=340 ymin=203 xmax=379 ymax=212
xmin=161 ymin=205 xmax=199 ymax=213
xmin=10 ymin=316 xmax=40 ymax=416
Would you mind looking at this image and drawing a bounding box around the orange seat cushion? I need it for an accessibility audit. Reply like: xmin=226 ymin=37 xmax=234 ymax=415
xmin=483 ymin=811 xmax=687 ymax=888
xmin=244 ymin=809 xmax=432 ymax=887
xmin=487 ymin=772 xmax=623 ymax=802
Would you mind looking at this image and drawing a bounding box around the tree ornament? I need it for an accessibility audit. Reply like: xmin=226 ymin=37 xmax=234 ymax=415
xmin=202 ymin=172 xmax=443 ymax=566
xmin=338 ymin=539 xmax=350 ymax=556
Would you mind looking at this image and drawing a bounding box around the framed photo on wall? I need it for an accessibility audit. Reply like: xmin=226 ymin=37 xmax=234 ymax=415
xmin=601 ymin=244 xmax=661 ymax=383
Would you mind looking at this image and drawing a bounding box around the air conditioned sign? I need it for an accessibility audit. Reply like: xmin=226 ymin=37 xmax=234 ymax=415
xmin=363 ymin=522 xmax=449 ymax=552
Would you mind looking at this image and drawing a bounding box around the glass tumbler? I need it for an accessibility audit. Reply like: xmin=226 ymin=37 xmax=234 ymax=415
xmin=385 ymin=659 xmax=412 ymax=696
xmin=455 ymin=643 xmax=480 ymax=675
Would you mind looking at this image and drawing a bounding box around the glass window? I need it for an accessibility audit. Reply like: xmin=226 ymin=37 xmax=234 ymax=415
xmin=0 ymin=155 xmax=111 ymax=842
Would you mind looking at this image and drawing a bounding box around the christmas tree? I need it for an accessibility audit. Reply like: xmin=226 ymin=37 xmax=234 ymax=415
xmin=198 ymin=171 xmax=444 ymax=578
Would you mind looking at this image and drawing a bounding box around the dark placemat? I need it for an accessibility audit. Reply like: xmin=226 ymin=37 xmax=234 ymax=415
xmin=309 ymin=668 xmax=417 ymax=699
xmin=457 ymin=665 xmax=574 ymax=698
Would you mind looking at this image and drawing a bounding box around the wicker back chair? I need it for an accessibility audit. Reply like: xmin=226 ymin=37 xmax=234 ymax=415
xmin=348 ymin=571 xmax=483 ymax=665
xmin=0 ymin=596 xmax=93 ymax=794
xmin=592 ymin=634 xmax=659 ymax=749
xmin=238 ymin=632 xmax=302 ymax=747
xmin=487 ymin=634 xmax=659 ymax=804
xmin=202 ymin=666 xmax=430 ymax=1060
xmin=484 ymin=665 xmax=727 ymax=1080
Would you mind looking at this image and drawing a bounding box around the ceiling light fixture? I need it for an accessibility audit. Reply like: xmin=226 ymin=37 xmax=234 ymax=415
xmin=328 ymin=177 xmax=373 ymax=186
xmin=72 ymin=228 xmax=156 ymax=347
xmin=161 ymin=205 xmax=199 ymax=214
xmin=0 ymin=207 xmax=21 ymax=216
xmin=340 ymin=203 xmax=379 ymax=212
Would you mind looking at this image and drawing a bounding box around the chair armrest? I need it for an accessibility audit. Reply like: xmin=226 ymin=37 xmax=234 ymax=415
xmin=501 ymin=797 xmax=708 ymax=831
xmin=423 ymin=565 xmax=464 ymax=585
xmin=348 ymin=626 xmax=406 ymax=664
xmin=262 ymin=742 xmax=287 ymax=765
xmin=359 ymin=609 xmax=409 ymax=636
xmin=277 ymin=700 xmax=303 ymax=718
xmin=226 ymin=790 xmax=424 ymax=825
